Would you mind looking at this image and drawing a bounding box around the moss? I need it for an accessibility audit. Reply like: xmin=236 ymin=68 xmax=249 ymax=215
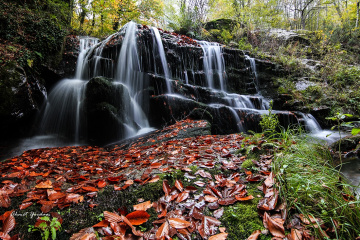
xmin=221 ymin=201 xmax=269 ymax=240
xmin=241 ymin=159 xmax=255 ymax=169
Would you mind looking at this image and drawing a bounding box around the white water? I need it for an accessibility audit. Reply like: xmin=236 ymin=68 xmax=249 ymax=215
xmin=198 ymin=41 xmax=226 ymax=91
xmin=151 ymin=27 xmax=172 ymax=93
xmin=75 ymin=37 xmax=99 ymax=79
xmin=115 ymin=22 xmax=151 ymax=137
xmin=245 ymin=55 xmax=259 ymax=92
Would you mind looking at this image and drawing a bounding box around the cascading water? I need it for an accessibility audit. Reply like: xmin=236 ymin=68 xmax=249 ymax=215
xmin=38 ymin=37 xmax=98 ymax=143
xmin=150 ymin=27 xmax=172 ymax=93
xmin=245 ymin=55 xmax=260 ymax=93
xmin=198 ymin=41 xmax=226 ymax=91
xmin=115 ymin=22 xmax=153 ymax=137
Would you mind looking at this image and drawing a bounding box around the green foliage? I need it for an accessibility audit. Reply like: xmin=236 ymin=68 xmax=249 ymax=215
xmin=28 ymin=216 xmax=62 ymax=240
xmin=259 ymin=101 xmax=279 ymax=135
xmin=274 ymin=136 xmax=360 ymax=239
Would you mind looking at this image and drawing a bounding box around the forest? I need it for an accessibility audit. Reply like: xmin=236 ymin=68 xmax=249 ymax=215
xmin=0 ymin=0 xmax=360 ymax=240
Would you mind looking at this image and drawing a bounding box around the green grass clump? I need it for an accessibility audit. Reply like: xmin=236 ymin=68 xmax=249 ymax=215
xmin=241 ymin=159 xmax=254 ymax=169
xmin=274 ymin=136 xmax=360 ymax=239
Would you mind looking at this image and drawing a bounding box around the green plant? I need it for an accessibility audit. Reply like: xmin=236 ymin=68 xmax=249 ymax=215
xmin=28 ymin=216 xmax=62 ymax=240
xmin=259 ymin=100 xmax=279 ymax=135
xmin=274 ymin=135 xmax=360 ymax=239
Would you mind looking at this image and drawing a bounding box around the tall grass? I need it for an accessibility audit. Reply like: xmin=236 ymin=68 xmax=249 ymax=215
xmin=273 ymin=134 xmax=360 ymax=239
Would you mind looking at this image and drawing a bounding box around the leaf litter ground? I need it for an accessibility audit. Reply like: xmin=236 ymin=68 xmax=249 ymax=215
xmin=0 ymin=119 xmax=306 ymax=240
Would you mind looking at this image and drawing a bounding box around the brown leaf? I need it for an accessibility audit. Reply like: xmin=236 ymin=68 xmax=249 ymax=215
xmin=70 ymin=227 xmax=97 ymax=240
xmin=218 ymin=197 xmax=237 ymax=205
xmin=66 ymin=193 xmax=83 ymax=203
xmin=213 ymin=208 xmax=224 ymax=219
xmin=264 ymin=212 xmax=285 ymax=238
xmin=247 ymin=230 xmax=261 ymax=240
xmin=176 ymin=192 xmax=189 ymax=203
xmin=125 ymin=210 xmax=150 ymax=225
xmin=0 ymin=232 xmax=11 ymax=240
xmin=133 ymin=201 xmax=152 ymax=211
xmin=121 ymin=215 xmax=143 ymax=236
xmin=209 ymin=232 xmax=228 ymax=240
xmin=104 ymin=211 xmax=122 ymax=223
xmin=168 ymin=218 xmax=191 ymax=229
xmin=2 ymin=212 xmax=15 ymax=234
xmin=299 ymin=214 xmax=318 ymax=225
xmin=81 ymin=186 xmax=99 ymax=192
xmin=163 ymin=180 xmax=171 ymax=196
xmin=155 ymin=221 xmax=169 ymax=239
xmin=48 ymin=192 xmax=66 ymax=201
xmin=175 ymin=179 xmax=184 ymax=192
xmin=0 ymin=194 xmax=11 ymax=208
xmin=204 ymin=195 xmax=219 ymax=203
xmin=287 ymin=228 xmax=303 ymax=240
xmin=19 ymin=202 xmax=33 ymax=210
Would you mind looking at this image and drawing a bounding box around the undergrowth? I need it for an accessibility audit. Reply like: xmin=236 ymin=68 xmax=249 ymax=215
xmin=273 ymin=135 xmax=360 ymax=239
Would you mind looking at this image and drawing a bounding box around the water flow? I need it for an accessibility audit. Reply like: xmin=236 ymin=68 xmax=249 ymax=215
xmin=245 ymin=55 xmax=259 ymax=92
xmin=198 ymin=41 xmax=226 ymax=91
xmin=150 ymin=27 xmax=172 ymax=93
xmin=75 ymin=37 xmax=99 ymax=79
xmin=39 ymin=79 xmax=87 ymax=142
xmin=115 ymin=22 xmax=152 ymax=136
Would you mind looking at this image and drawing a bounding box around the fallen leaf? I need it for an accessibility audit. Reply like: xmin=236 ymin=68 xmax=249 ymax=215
xmin=125 ymin=211 xmax=150 ymax=225
xmin=264 ymin=212 xmax=285 ymax=238
xmin=247 ymin=230 xmax=261 ymax=240
xmin=133 ymin=201 xmax=152 ymax=211
xmin=168 ymin=218 xmax=191 ymax=229
xmin=155 ymin=221 xmax=169 ymax=239
xmin=209 ymin=232 xmax=228 ymax=240
xmin=35 ymin=180 xmax=53 ymax=189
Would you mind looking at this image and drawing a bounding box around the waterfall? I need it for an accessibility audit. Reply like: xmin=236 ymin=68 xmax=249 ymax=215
xmin=39 ymin=79 xmax=87 ymax=142
xmin=245 ymin=55 xmax=259 ymax=93
xmin=75 ymin=37 xmax=99 ymax=79
xmin=150 ymin=27 xmax=172 ymax=93
xmin=198 ymin=41 xmax=226 ymax=91
xmin=115 ymin=22 xmax=152 ymax=136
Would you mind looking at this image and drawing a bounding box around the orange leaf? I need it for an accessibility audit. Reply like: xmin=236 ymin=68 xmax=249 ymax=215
xmin=209 ymin=233 xmax=228 ymax=240
xmin=125 ymin=210 xmax=150 ymax=225
xmin=133 ymin=201 xmax=152 ymax=211
xmin=82 ymin=186 xmax=98 ymax=192
xmin=235 ymin=195 xmax=254 ymax=201
xmin=155 ymin=221 xmax=169 ymax=239
xmin=97 ymin=180 xmax=107 ymax=188
xmin=168 ymin=218 xmax=191 ymax=229
xmin=48 ymin=192 xmax=67 ymax=201
xmin=150 ymin=162 xmax=162 ymax=169
xmin=35 ymin=180 xmax=53 ymax=189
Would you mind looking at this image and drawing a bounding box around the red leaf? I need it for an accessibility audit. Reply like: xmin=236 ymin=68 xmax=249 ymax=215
xmin=168 ymin=218 xmax=191 ymax=229
xmin=125 ymin=210 xmax=150 ymax=225
xmin=121 ymin=215 xmax=143 ymax=236
xmin=0 ymin=232 xmax=11 ymax=240
xmin=93 ymin=220 xmax=109 ymax=228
